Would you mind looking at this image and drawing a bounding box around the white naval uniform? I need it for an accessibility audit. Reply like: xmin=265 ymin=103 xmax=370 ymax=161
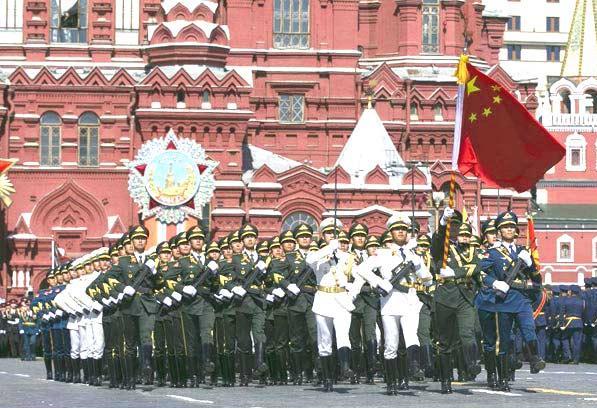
xmin=81 ymin=271 xmax=105 ymax=360
xmin=54 ymin=284 xmax=84 ymax=359
xmin=355 ymin=244 xmax=432 ymax=359
xmin=306 ymin=243 xmax=357 ymax=357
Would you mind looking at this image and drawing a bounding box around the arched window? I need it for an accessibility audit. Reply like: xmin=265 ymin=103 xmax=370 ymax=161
xmin=202 ymin=89 xmax=211 ymax=109
xmin=559 ymin=90 xmax=571 ymax=114
xmin=584 ymin=90 xmax=597 ymax=114
xmin=556 ymin=234 xmax=574 ymax=263
xmin=565 ymin=133 xmax=586 ymax=171
xmin=50 ymin=0 xmax=88 ymax=43
xmin=281 ymin=211 xmax=318 ymax=234
xmin=273 ymin=0 xmax=309 ymax=49
xmin=422 ymin=0 xmax=439 ymax=53
xmin=433 ymin=102 xmax=443 ymax=121
xmin=78 ymin=112 xmax=99 ymax=166
xmin=40 ymin=112 xmax=61 ymax=166
xmin=410 ymin=103 xmax=419 ymax=120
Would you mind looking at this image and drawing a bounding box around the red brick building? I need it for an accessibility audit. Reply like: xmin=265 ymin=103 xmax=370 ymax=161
xmin=0 ymin=0 xmax=539 ymax=298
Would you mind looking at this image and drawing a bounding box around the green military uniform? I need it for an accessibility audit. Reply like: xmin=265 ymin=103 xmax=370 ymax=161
xmin=414 ymin=235 xmax=437 ymax=379
xmin=431 ymin=221 xmax=483 ymax=392
xmin=214 ymin=236 xmax=239 ymax=387
xmin=347 ymin=223 xmax=379 ymax=384
xmin=232 ymin=224 xmax=269 ymax=386
xmin=281 ymin=223 xmax=318 ymax=385
xmin=110 ymin=226 xmax=159 ymax=389
xmin=266 ymin=236 xmax=292 ymax=384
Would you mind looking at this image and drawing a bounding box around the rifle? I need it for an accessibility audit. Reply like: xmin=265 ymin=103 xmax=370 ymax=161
xmin=376 ymin=261 xmax=416 ymax=297
xmin=232 ymin=259 xmax=268 ymax=303
xmin=285 ymin=263 xmax=315 ymax=299
xmin=496 ymin=257 xmax=527 ymax=298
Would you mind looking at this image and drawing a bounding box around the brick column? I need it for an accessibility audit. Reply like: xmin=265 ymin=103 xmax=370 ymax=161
xmin=440 ymin=0 xmax=465 ymax=55
xmin=395 ymin=0 xmax=422 ymax=55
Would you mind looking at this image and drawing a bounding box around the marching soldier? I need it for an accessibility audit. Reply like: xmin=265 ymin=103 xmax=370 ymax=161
xmin=355 ymin=214 xmax=432 ymax=395
xmin=431 ymin=209 xmax=483 ymax=394
xmin=305 ymin=218 xmax=357 ymax=392
xmin=282 ymin=223 xmax=318 ymax=386
xmin=232 ymin=224 xmax=269 ymax=386
xmin=111 ymin=225 xmax=159 ymax=389
xmin=476 ymin=211 xmax=546 ymax=392
xmin=347 ymin=222 xmax=379 ymax=384
xmin=414 ymin=234 xmax=436 ymax=379
xmin=562 ymin=285 xmax=584 ymax=364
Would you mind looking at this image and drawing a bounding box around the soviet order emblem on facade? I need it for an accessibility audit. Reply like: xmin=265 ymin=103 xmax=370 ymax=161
xmin=128 ymin=129 xmax=218 ymax=223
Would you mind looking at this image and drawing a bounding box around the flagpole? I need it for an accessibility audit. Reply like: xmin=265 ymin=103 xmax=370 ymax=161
xmin=442 ymin=54 xmax=468 ymax=268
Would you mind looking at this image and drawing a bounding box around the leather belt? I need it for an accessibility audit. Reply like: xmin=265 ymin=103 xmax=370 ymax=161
xmin=317 ymin=286 xmax=346 ymax=294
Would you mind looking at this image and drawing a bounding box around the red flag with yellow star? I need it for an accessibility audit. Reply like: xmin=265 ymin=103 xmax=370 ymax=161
xmin=457 ymin=63 xmax=564 ymax=192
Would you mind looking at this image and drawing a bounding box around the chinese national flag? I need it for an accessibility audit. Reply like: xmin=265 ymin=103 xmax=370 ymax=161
xmin=457 ymin=63 xmax=565 ymax=192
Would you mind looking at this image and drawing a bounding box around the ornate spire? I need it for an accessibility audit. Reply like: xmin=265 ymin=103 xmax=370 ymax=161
xmin=561 ymin=0 xmax=597 ymax=78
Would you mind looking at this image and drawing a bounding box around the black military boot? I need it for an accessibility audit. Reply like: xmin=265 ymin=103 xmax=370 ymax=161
xmin=227 ymin=353 xmax=236 ymax=387
xmin=141 ymin=344 xmax=153 ymax=385
xmin=125 ymin=355 xmax=137 ymax=390
xmin=337 ymin=347 xmax=354 ymax=381
xmin=65 ymin=357 xmax=73 ymax=383
xmin=397 ymin=355 xmax=409 ymax=390
xmin=81 ymin=358 xmax=88 ymax=383
xmin=177 ymin=355 xmax=188 ymax=388
xmin=277 ymin=350 xmax=288 ymax=385
xmin=384 ymin=358 xmax=398 ymax=395
xmin=497 ymin=354 xmax=511 ymax=392
xmin=322 ymin=356 xmax=334 ymax=392
xmin=53 ymin=357 xmax=62 ymax=381
xmin=202 ymin=343 xmax=216 ymax=378
xmin=239 ymin=353 xmax=250 ymax=386
xmin=155 ymin=355 xmax=166 ymax=387
xmin=365 ymin=340 xmax=377 ymax=384
xmin=107 ymin=356 xmax=116 ymax=388
xmin=44 ymin=356 xmax=53 ymax=380
xmin=95 ymin=358 xmax=104 ymax=386
xmin=421 ymin=345 xmax=434 ymax=379
xmin=527 ymin=340 xmax=546 ymax=374
xmin=254 ymin=342 xmax=268 ymax=381
xmin=291 ymin=352 xmax=303 ymax=385
xmin=407 ymin=345 xmax=424 ymax=381
xmin=463 ymin=343 xmax=482 ymax=381
xmin=440 ymin=353 xmax=453 ymax=394
xmin=72 ymin=358 xmax=81 ymax=384
xmin=484 ymin=351 xmax=498 ymax=389
xmin=350 ymin=348 xmax=362 ymax=384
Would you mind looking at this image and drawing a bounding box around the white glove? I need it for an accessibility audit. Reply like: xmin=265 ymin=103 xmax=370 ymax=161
xmin=231 ymin=286 xmax=247 ymax=297
xmin=287 ymin=283 xmax=300 ymax=295
xmin=109 ymin=296 xmax=118 ymax=305
xmin=163 ymin=297 xmax=173 ymax=307
xmin=48 ymin=312 xmax=55 ymax=320
xmin=56 ymin=309 xmax=64 ymax=317
xmin=439 ymin=266 xmax=456 ymax=278
xmin=378 ymin=279 xmax=393 ymax=294
xmin=117 ymin=293 xmax=124 ymax=302
xmin=171 ymin=292 xmax=183 ymax=302
xmin=266 ymin=294 xmax=275 ymax=303
xmin=183 ymin=285 xmax=197 ymax=297
xmin=101 ymin=298 xmax=110 ymax=307
xmin=492 ymin=280 xmax=510 ymax=294
xmin=207 ymin=261 xmax=219 ymax=272
xmin=518 ymin=249 xmax=533 ymax=267
xmin=213 ymin=294 xmax=224 ymax=302
xmin=256 ymin=260 xmax=266 ymax=272
xmin=19 ymin=330 xmax=24 ymax=334
xmin=219 ymin=289 xmax=233 ymax=299
xmin=345 ymin=282 xmax=354 ymax=292
xmin=123 ymin=286 xmax=136 ymax=296
xmin=328 ymin=239 xmax=340 ymax=251
xmin=146 ymin=259 xmax=157 ymax=275
xmin=272 ymin=288 xmax=286 ymax=299
xmin=440 ymin=207 xmax=455 ymax=226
